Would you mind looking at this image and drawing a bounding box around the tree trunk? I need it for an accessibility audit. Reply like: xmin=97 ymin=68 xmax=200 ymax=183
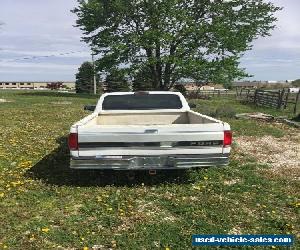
xmin=145 ymin=48 xmax=160 ymax=89
xmin=163 ymin=43 xmax=177 ymax=90
xmin=155 ymin=41 xmax=163 ymax=89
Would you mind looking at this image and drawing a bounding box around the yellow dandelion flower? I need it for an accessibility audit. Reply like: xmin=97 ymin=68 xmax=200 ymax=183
xmin=41 ymin=228 xmax=50 ymax=233
xmin=166 ymin=247 xmax=171 ymax=250
xmin=0 ymin=193 xmax=4 ymax=198
xmin=18 ymin=161 xmax=32 ymax=168
xmin=111 ymin=240 xmax=117 ymax=248
xmin=11 ymin=181 xmax=22 ymax=187
xmin=83 ymin=247 xmax=89 ymax=250
xmin=193 ymin=185 xmax=201 ymax=190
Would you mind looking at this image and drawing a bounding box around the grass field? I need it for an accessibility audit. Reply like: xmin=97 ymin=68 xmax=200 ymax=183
xmin=0 ymin=90 xmax=299 ymax=249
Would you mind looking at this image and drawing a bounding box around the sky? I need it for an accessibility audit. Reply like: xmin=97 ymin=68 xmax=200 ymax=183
xmin=0 ymin=0 xmax=299 ymax=82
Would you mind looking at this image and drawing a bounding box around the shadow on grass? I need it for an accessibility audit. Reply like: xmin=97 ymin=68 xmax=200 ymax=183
xmin=26 ymin=137 xmax=191 ymax=187
xmin=20 ymin=91 xmax=98 ymax=99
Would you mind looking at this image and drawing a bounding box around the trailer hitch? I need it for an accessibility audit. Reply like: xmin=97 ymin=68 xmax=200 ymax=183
xmin=149 ymin=169 xmax=157 ymax=175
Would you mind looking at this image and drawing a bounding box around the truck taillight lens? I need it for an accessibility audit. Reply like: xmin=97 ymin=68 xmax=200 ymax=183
xmin=68 ymin=133 xmax=78 ymax=150
xmin=223 ymin=131 xmax=232 ymax=147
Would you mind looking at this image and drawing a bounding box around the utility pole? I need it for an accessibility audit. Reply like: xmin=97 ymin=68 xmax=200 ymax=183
xmin=92 ymin=53 xmax=97 ymax=95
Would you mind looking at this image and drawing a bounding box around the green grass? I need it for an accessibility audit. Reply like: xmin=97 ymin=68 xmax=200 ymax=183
xmin=0 ymin=90 xmax=299 ymax=249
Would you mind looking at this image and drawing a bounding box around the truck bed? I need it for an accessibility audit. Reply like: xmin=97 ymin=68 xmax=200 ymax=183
xmin=85 ymin=111 xmax=218 ymax=126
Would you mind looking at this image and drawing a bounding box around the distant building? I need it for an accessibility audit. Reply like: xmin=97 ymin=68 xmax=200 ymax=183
xmin=199 ymin=85 xmax=214 ymax=90
xmin=233 ymin=80 xmax=291 ymax=88
xmin=0 ymin=81 xmax=75 ymax=90
xmin=289 ymin=87 xmax=300 ymax=93
xmin=184 ymin=82 xmax=199 ymax=92
xmin=177 ymin=82 xmax=224 ymax=92
xmin=232 ymin=81 xmax=267 ymax=88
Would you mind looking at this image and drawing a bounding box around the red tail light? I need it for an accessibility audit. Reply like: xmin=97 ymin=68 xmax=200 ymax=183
xmin=68 ymin=133 xmax=78 ymax=150
xmin=223 ymin=131 xmax=232 ymax=147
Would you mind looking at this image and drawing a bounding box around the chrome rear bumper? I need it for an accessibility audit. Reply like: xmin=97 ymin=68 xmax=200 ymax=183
xmin=70 ymin=154 xmax=229 ymax=170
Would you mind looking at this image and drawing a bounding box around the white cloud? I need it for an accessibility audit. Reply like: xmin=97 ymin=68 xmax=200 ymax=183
xmin=239 ymin=0 xmax=300 ymax=80
xmin=0 ymin=0 xmax=90 ymax=81
xmin=0 ymin=61 xmax=80 ymax=70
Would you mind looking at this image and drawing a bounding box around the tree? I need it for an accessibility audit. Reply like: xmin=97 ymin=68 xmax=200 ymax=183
xmin=223 ymin=81 xmax=233 ymax=90
xmin=75 ymin=61 xmax=98 ymax=94
xmin=132 ymin=67 xmax=154 ymax=91
xmin=292 ymin=79 xmax=300 ymax=87
xmin=47 ymin=82 xmax=64 ymax=90
xmin=73 ymin=0 xmax=281 ymax=90
xmin=105 ymin=69 xmax=130 ymax=92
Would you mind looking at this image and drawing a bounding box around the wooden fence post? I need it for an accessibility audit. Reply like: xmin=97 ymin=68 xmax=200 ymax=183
xmin=294 ymin=90 xmax=300 ymax=114
xmin=246 ymin=89 xmax=250 ymax=101
xmin=284 ymin=88 xmax=290 ymax=109
xmin=277 ymin=89 xmax=284 ymax=109
xmin=254 ymin=89 xmax=258 ymax=105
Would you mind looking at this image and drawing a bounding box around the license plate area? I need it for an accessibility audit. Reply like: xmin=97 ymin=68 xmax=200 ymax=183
xmin=132 ymin=156 xmax=174 ymax=167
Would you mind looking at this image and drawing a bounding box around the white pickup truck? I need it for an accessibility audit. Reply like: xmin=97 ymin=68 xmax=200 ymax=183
xmin=68 ymin=91 xmax=232 ymax=170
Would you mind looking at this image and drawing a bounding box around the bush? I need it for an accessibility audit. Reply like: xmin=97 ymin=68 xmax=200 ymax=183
xmin=194 ymin=104 xmax=236 ymax=118
xmin=223 ymin=82 xmax=233 ymax=90
xmin=214 ymin=106 xmax=236 ymax=118
xmin=195 ymin=104 xmax=216 ymax=117
xmin=292 ymin=79 xmax=300 ymax=87
xmin=173 ymin=84 xmax=187 ymax=96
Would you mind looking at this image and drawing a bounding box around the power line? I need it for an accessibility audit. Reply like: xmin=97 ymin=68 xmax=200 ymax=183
xmin=0 ymin=50 xmax=89 ymax=63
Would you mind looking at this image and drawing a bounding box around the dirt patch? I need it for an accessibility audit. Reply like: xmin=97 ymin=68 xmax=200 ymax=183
xmin=235 ymin=135 xmax=300 ymax=178
xmin=50 ymin=101 xmax=72 ymax=105
xmin=115 ymin=201 xmax=178 ymax=233
xmin=136 ymin=201 xmax=177 ymax=222
xmin=224 ymin=179 xmax=241 ymax=186
xmin=228 ymin=226 xmax=242 ymax=234
xmin=0 ymin=98 xmax=13 ymax=103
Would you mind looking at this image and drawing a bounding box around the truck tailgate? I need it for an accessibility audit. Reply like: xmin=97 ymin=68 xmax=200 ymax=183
xmin=77 ymin=123 xmax=225 ymax=157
